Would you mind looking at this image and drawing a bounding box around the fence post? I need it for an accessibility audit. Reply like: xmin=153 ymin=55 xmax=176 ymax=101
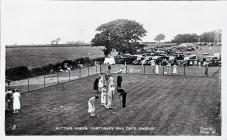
xmin=184 ymin=65 xmax=186 ymax=76
xmin=57 ymin=71 xmax=59 ymax=84
xmin=163 ymin=65 xmax=165 ymax=75
xmin=96 ymin=64 xmax=97 ymax=74
xmin=88 ymin=66 xmax=89 ymax=76
xmin=69 ymin=70 xmax=71 ymax=81
xmin=44 ymin=75 xmax=46 ymax=87
xmin=28 ymin=78 xmax=30 ymax=92
xmin=144 ymin=65 xmax=145 ymax=74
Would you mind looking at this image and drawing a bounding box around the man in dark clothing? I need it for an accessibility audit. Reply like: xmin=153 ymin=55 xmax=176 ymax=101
xmin=108 ymin=64 xmax=111 ymax=73
xmin=117 ymin=74 xmax=123 ymax=88
xmin=205 ymin=62 xmax=209 ymax=76
xmin=117 ymin=88 xmax=127 ymax=108
xmin=93 ymin=77 xmax=99 ymax=93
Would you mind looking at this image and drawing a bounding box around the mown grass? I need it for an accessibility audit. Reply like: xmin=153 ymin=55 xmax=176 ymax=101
xmin=5 ymin=73 xmax=221 ymax=135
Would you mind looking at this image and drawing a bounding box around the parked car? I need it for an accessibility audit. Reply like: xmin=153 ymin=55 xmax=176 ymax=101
xmin=132 ymin=59 xmax=141 ymax=65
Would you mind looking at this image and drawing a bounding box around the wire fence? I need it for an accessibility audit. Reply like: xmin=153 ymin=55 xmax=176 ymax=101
xmin=5 ymin=64 xmax=220 ymax=93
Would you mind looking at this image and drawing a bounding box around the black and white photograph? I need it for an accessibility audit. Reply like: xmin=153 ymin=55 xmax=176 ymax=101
xmin=1 ymin=0 xmax=227 ymax=138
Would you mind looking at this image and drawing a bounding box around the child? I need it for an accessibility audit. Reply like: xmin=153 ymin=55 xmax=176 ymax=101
xmin=88 ymin=95 xmax=99 ymax=117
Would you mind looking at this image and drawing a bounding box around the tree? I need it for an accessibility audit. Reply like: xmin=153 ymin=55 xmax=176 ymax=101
xmin=154 ymin=34 xmax=165 ymax=43
xmin=171 ymin=33 xmax=199 ymax=43
xmin=200 ymin=30 xmax=222 ymax=43
xmin=91 ymin=19 xmax=147 ymax=56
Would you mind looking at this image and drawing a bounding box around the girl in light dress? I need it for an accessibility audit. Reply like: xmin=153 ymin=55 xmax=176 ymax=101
xmin=88 ymin=95 xmax=99 ymax=117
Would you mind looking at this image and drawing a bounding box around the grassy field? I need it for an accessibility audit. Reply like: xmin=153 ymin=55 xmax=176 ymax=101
xmin=6 ymin=45 xmax=221 ymax=69
xmin=5 ymin=73 xmax=221 ymax=135
xmin=6 ymin=46 xmax=104 ymax=68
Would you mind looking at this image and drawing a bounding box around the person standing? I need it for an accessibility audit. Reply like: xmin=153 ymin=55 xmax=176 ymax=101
xmin=108 ymin=75 xmax=114 ymax=88
xmin=106 ymin=84 xmax=115 ymax=109
xmin=117 ymin=74 xmax=123 ymax=88
xmin=101 ymin=86 xmax=107 ymax=106
xmin=108 ymin=64 xmax=111 ymax=73
xmin=173 ymin=64 xmax=177 ymax=74
xmin=98 ymin=73 xmax=104 ymax=92
xmin=205 ymin=62 xmax=209 ymax=76
xmin=155 ymin=63 xmax=159 ymax=74
xmin=93 ymin=76 xmax=100 ymax=93
xmin=13 ymin=89 xmax=21 ymax=114
xmin=88 ymin=95 xmax=99 ymax=117
xmin=5 ymin=89 xmax=13 ymax=111
xmin=117 ymin=88 xmax=127 ymax=108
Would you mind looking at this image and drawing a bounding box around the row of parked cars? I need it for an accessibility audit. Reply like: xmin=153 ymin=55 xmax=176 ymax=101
xmin=115 ymin=51 xmax=221 ymax=67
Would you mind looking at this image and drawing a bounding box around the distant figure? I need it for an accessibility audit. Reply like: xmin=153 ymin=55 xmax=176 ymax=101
xmin=129 ymin=67 xmax=133 ymax=73
xmin=108 ymin=64 xmax=111 ymax=73
xmin=205 ymin=62 xmax=209 ymax=76
xmin=155 ymin=64 xmax=159 ymax=74
xmin=117 ymin=88 xmax=127 ymax=108
xmin=101 ymin=86 xmax=107 ymax=106
xmin=118 ymin=68 xmax=123 ymax=74
xmin=88 ymin=95 xmax=99 ymax=117
xmin=93 ymin=77 xmax=100 ymax=93
xmin=117 ymin=74 xmax=123 ymax=88
xmin=13 ymin=89 xmax=21 ymax=114
xmin=166 ymin=63 xmax=171 ymax=74
xmin=106 ymin=84 xmax=115 ymax=109
xmin=173 ymin=64 xmax=177 ymax=74
xmin=198 ymin=61 xmax=201 ymax=67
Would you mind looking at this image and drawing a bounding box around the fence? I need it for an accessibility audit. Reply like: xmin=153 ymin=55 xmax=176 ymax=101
xmin=103 ymin=64 xmax=221 ymax=77
xmin=6 ymin=64 xmax=221 ymax=93
xmin=6 ymin=65 xmax=102 ymax=93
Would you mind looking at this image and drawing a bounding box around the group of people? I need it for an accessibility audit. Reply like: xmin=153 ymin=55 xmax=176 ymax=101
xmin=5 ymin=88 xmax=21 ymax=114
xmin=88 ymin=71 xmax=127 ymax=117
xmin=154 ymin=64 xmax=178 ymax=75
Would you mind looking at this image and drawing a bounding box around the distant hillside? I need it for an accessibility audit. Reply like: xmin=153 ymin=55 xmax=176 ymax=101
xmin=6 ymin=43 xmax=91 ymax=48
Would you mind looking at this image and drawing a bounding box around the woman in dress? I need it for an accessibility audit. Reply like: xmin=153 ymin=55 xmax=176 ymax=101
xmin=155 ymin=63 xmax=159 ymax=74
xmin=13 ymin=89 xmax=21 ymax=114
xmin=173 ymin=64 xmax=177 ymax=74
xmin=108 ymin=75 xmax=114 ymax=88
xmin=101 ymin=86 xmax=107 ymax=107
xmin=98 ymin=73 xmax=104 ymax=92
xmin=106 ymin=84 xmax=115 ymax=109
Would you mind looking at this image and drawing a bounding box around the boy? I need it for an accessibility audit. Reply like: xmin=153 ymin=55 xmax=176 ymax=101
xmin=117 ymin=88 xmax=127 ymax=108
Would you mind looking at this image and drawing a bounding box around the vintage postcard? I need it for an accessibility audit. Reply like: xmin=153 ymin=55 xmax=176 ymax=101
xmin=1 ymin=0 xmax=227 ymax=140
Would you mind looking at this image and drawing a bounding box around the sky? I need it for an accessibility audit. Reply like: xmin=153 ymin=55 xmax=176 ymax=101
xmin=2 ymin=0 xmax=227 ymax=45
